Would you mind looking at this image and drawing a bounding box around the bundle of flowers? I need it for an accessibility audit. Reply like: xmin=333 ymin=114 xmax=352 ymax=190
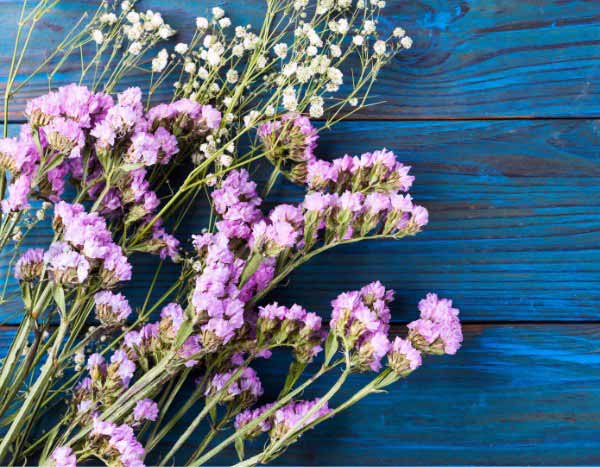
xmin=0 ymin=1 xmax=461 ymax=466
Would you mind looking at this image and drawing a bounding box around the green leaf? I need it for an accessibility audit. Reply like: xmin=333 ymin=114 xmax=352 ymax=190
xmin=324 ymin=332 xmax=339 ymax=366
xmin=52 ymin=285 xmax=66 ymax=314
xmin=279 ymin=360 xmax=307 ymax=397
xmin=209 ymin=404 xmax=217 ymax=424
xmin=235 ymin=437 xmax=245 ymax=461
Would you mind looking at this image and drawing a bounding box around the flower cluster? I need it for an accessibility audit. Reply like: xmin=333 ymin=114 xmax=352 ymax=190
xmin=258 ymin=113 xmax=319 ymax=183
xmin=44 ymin=201 xmax=131 ymax=287
xmin=205 ymin=367 xmax=264 ymax=406
xmin=14 ymin=248 xmax=44 ymax=282
xmin=407 ymin=293 xmax=463 ymax=355
xmin=94 ymin=290 xmax=132 ymax=326
xmin=0 ymin=84 xmax=222 ymax=262
xmin=91 ymin=418 xmax=145 ymax=467
xmin=270 ymin=399 xmax=332 ymax=441
xmin=257 ymin=303 xmax=325 ymax=363
xmin=330 ymin=281 xmax=393 ymax=371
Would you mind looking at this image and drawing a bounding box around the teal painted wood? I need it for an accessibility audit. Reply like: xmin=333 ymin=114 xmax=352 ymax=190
xmin=2 ymin=0 xmax=600 ymax=119
xmin=2 ymin=325 xmax=597 ymax=465
xmin=2 ymin=119 xmax=599 ymax=323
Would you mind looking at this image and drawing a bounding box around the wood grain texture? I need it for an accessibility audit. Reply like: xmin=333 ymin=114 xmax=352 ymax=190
xmin=2 ymin=119 xmax=598 ymax=323
xmin=1 ymin=324 xmax=598 ymax=465
xmin=2 ymin=0 xmax=600 ymax=119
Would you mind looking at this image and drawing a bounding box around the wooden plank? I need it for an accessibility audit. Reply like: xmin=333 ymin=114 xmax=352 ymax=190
xmin=2 ymin=119 xmax=599 ymax=323
xmin=0 ymin=325 xmax=591 ymax=465
xmin=2 ymin=0 xmax=600 ymax=119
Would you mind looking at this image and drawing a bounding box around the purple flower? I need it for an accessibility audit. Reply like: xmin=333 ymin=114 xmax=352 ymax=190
xmin=1 ymin=174 xmax=31 ymax=213
xmin=94 ymin=290 xmax=132 ymax=325
xmin=234 ymin=403 xmax=275 ymax=438
xmin=44 ymin=242 xmax=90 ymax=285
xmin=388 ymin=337 xmax=422 ymax=373
xmin=271 ymin=399 xmax=332 ymax=440
xmin=411 ymin=205 xmax=429 ymax=227
xmin=407 ymin=293 xmax=463 ymax=355
xmin=14 ymin=248 xmax=44 ymax=281
xmin=50 ymin=446 xmax=76 ymax=467
xmin=133 ymin=398 xmax=159 ymax=422
xmin=206 ymin=367 xmax=263 ymax=404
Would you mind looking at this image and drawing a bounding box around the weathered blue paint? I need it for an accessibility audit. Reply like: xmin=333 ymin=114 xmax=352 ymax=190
xmin=0 ymin=0 xmax=599 ymax=465
xmin=2 ymin=1 xmax=600 ymax=118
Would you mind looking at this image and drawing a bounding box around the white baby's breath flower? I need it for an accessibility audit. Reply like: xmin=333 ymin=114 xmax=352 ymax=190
xmin=357 ymin=0 xmax=365 ymax=7
xmin=400 ymin=36 xmax=413 ymax=49
xmin=349 ymin=97 xmax=358 ymax=106
xmin=309 ymin=96 xmax=324 ymax=118
xmin=353 ymin=35 xmax=365 ymax=46
xmin=212 ymin=7 xmax=225 ymax=19
xmin=282 ymin=62 xmax=297 ymax=77
xmin=126 ymin=11 xmax=140 ymax=23
xmin=309 ymin=104 xmax=324 ymax=118
xmin=206 ymin=174 xmax=217 ymax=186
xmin=378 ymin=1 xmax=386 ymax=7
xmin=184 ymin=61 xmax=197 ymax=74
xmin=175 ymin=43 xmax=189 ymax=54
xmin=243 ymin=110 xmax=260 ymax=127
xmin=158 ymin=24 xmax=175 ymax=39
xmin=100 ymin=13 xmax=118 ymax=25
xmin=363 ymin=20 xmax=376 ymax=34
xmin=207 ymin=43 xmax=225 ymax=66
xmin=152 ymin=49 xmax=169 ymax=72
xmin=307 ymin=45 xmax=318 ymax=56
xmin=373 ymin=40 xmax=386 ymax=55
xmin=219 ymin=17 xmax=231 ymax=28
xmin=265 ymin=105 xmax=276 ymax=116
xmin=91 ymin=30 xmax=104 ymax=44
xmin=336 ymin=19 xmax=349 ymax=34
xmin=393 ymin=27 xmax=406 ymax=38
xmin=226 ymin=69 xmax=239 ymax=84
xmin=225 ymin=113 xmax=235 ymax=123
xmin=196 ymin=17 xmax=209 ymax=29
xmin=243 ymin=33 xmax=259 ymax=50
xmin=294 ymin=0 xmax=308 ymax=9
xmin=327 ymin=67 xmax=343 ymax=85
xmin=151 ymin=11 xmax=164 ymax=27
xmin=257 ymin=55 xmax=267 ymax=68
xmin=274 ymin=43 xmax=288 ymax=59
xmin=128 ymin=41 xmax=142 ymax=55
xmin=121 ymin=1 xmax=132 ymax=11
xmin=282 ymin=86 xmax=298 ymax=111
xmin=296 ymin=66 xmax=312 ymax=83
xmin=197 ymin=67 xmax=209 ymax=79
xmin=232 ymin=44 xmax=245 ymax=57
xmin=330 ymin=45 xmax=342 ymax=57
xmin=219 ymin=154 xmax=233 ymax=167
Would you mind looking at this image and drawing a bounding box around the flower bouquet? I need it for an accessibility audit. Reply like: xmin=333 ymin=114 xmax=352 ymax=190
xmin=0 ymin=1 xmax=462 ymax=465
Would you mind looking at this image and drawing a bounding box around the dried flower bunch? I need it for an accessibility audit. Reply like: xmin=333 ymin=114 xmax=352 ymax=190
xmin=0 ymin=1 xmax=461 ymax=466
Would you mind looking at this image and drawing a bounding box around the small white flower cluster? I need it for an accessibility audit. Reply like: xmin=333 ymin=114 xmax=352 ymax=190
xmin=88 ymin=2 xmax=176 ymax=62
xmin=172 ymin=0 xmax=413 ymax=167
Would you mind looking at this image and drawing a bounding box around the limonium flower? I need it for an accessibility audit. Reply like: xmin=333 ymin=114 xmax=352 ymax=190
xmin=330 ymin=281 xmax=394 ymax=371
xmin=94 ymin=291 xmax=132 ymax=326
xmin=49 ymin=446 xmax=77 ymax=467
xmin=270 ymin=399 xmax=332 ymax=441
xmin=133 ymin=398 xmax=159 ymax=422
xmin=407 ymin=293 xmax=463 ymax=355
xmin=205 ymin=367 xmax=264 ymax=405
xmin=388 ymin=337 xmax=422 ymax=375
xmin=258 ymin=113 xmax=319 ymax=183
xmin=14 ymin=248 xmax=44 ymax=281
xmin=234 ymin=403 xmax=275 ymax=439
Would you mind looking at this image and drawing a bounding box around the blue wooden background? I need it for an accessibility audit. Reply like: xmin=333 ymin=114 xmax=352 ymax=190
xmin=2 ymin=0 xmax=600 ymax=464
